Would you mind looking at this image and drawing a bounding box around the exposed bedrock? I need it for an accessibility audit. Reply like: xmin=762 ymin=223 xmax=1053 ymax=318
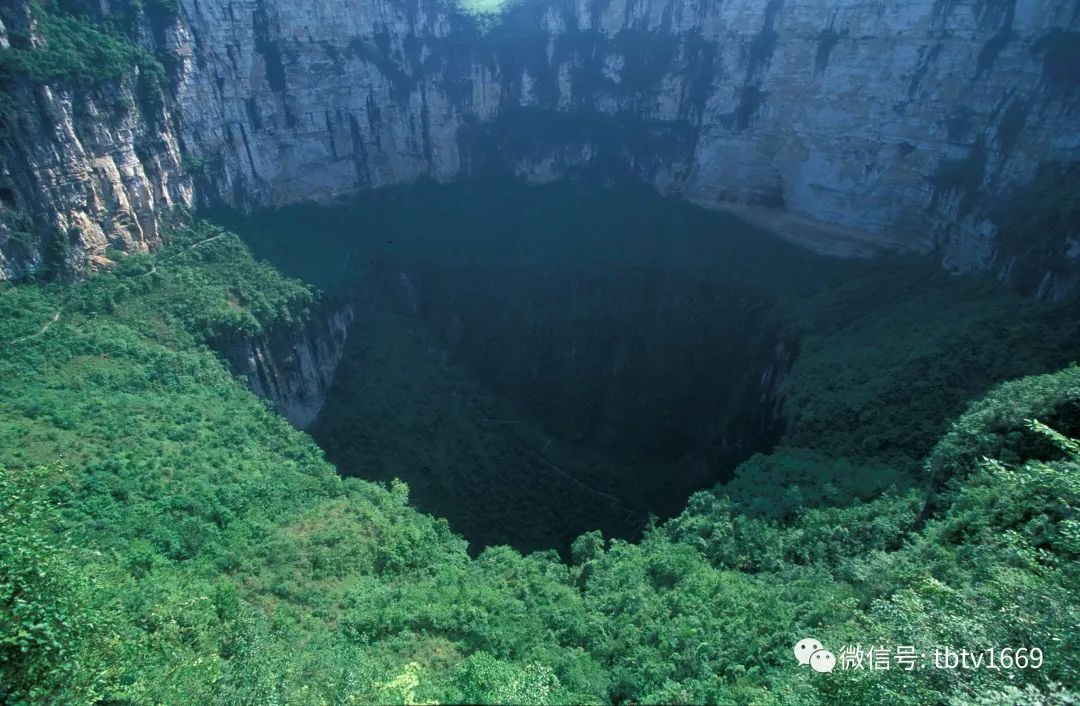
xmin=1 ymin=0 xmax=1079 ymax=296
xmin=225 ymin=300 xmax=355 ymax=429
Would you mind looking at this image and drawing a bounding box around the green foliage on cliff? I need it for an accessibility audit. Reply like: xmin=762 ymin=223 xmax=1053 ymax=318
xmin=780 ymin=261 xmax=1077 ymax=471
xmin=0 ymin=216 xmax=1077 ymax=704
xmin=0 ymin=1 xmax=168 ymax=134
xmin=0 ymin=7 xmax=154 ymax=84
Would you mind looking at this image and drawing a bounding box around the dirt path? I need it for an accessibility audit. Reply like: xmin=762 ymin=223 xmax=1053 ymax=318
xmin=537 ymin=456 xmax=646 ymax=522
xmin=11 ymin=231 xmax=228 ymax=345
xmin=13 ymin=310 xmax=60 ymax=344
xmin=151 ymin=232 xmax=227 ymax=267
xmin=481 ymin=416 xmax=647 ymax=522
xmin=174 ymin=232 xmax=226 ymax=256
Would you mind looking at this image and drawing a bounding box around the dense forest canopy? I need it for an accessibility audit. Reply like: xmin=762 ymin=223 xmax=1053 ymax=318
xmin=1 ymin=1 xmax=1079 ymax=704
xmin=0 ymin=211 xmax=1077 ymax=704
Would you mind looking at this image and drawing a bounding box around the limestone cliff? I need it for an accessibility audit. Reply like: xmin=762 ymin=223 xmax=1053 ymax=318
xmin=0 ymin=1 xmax=194 ymax=279
xmin=226 ymin=301 xmax=355 ymax=428
xmin=2 ymin=0 xmax=1078 ymax=296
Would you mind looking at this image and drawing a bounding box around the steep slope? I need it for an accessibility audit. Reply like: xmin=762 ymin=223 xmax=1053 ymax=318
xmin=0 ymin=222 xmax=1077 ymax=704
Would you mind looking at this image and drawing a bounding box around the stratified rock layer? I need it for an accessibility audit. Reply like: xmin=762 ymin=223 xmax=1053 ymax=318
xmin=2 ymin=0 xmax=1079 ymax=295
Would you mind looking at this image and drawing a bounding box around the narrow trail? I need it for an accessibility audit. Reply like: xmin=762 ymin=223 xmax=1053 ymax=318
xmin=136 ymin=231 xmax=227 ymax=279
xmin=12 ymin=310 xmax=60 ymax=344
xmin=157 ymin=232 xmax=227 ymax=263
xmin=537 ymin=456 xmax=647 ymax=523
xmin=478 ymin=417 xmax=647 ymax=523
xmin=396 ymin=307 xmax=648 ymax=525
xmin=11 ymin=231 xmax=228 ymax=345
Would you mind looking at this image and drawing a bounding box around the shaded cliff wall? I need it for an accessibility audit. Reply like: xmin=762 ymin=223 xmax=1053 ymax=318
xmin=2 ymin=0 xmax=1079 ymax=295
xmin=178 ymin=0 xmax=1080 ymax=287
xmin=226 ymin=301 xmax=354 ymax=428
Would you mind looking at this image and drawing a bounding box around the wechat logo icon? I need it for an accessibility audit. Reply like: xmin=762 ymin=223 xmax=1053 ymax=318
xmin=794 ymin=638 xmax=836 ymax=673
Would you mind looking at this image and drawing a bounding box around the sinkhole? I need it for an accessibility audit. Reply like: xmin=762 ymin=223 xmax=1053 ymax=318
xmin=217 ymin=177 xmax=928 ymax=556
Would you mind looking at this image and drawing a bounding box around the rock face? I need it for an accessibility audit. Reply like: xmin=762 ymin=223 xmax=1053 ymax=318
xmin=0 ymin=4 xmax=195 ymax=280
xmin=226 ymin=302 xmax=355 ymax=429
xmin=2 ymin=0 xmax=1079 ymax=294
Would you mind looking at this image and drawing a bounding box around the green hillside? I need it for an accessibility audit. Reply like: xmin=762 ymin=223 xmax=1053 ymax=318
xmin=1 ymin=216 xmax=1078 ymax=705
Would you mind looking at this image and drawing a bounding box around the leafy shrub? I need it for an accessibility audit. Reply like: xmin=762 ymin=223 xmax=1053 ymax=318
xmin=926 ymin=364 xmax=1080 ymax=485
xmin=0 ymin=5 xmax=160 ymax=85
xmin=0 ymin=466 xmax=118 ymax=704
xmin=0 ymin=206 xmax=1077 ymax=704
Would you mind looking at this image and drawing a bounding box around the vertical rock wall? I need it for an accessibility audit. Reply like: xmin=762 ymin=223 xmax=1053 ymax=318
xmin=226 ymin=302 xmax=355 ymax=429
xmin=0 ymin=3 xmax=195 ymax=279
xmin=1 ymin=0 xmax=1078 ymax=296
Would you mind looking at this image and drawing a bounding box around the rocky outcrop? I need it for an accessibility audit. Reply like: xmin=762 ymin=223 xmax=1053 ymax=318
xmin=226 ymin=302 xmax=354 ymax=428
xmin=0 ymin=3 xmax=194 ymax=280
xmin=2 ymin=0 xmax=1079 ymax=295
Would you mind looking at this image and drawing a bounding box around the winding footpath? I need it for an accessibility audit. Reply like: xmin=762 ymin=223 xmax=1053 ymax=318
xmin=10 ymin=231 xmax=228 ymax=345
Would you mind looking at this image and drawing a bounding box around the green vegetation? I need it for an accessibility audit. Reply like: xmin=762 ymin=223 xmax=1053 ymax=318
xmin=779 ymin=261 xmax=1077 ymax=471
xmin=0 ymin=8 xmax=158 ymax=84
xmin=224 ymin=180 xmax=1077 ymax=552
xmin=0 ymin=1 xmax=168 ymax=134
xmin=0 ymin=199 xmax=1078 ymax=704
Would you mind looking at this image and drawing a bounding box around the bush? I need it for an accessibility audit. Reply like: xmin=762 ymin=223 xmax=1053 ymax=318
xmin=926 ymin=365 xmax=1080 ymax=485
